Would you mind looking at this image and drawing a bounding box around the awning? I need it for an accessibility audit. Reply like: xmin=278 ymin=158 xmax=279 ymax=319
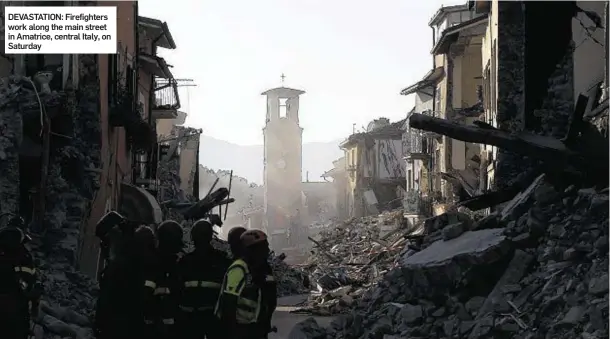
xmin=432 ymin=16 xmax=488 ymax=55
xmin=138 ymin=16 xmax=176 ymax=49
xmin=139 ymin=53 xmax=173 ymax=79
xmin=119 ymin=183 xmax=163 ymax=225
xmin=400 ymin=67 xmax=444 ymax=96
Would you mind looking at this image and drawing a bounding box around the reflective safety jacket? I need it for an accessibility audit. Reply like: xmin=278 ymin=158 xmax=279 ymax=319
xmin=177 ymin=247 xmax=230 ymax=313
xmin=215 ymin=259 xmax=262 ymax=324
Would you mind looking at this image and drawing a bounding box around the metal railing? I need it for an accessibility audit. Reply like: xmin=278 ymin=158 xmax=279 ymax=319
xmin=154 ymin=78 xmax=181 ymax=110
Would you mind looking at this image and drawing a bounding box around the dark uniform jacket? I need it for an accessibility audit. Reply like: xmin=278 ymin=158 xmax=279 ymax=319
xmin=177 ymin=247 xmax=231 ymax=312
xmin=153 ymin=251 xmax=183 ymax=333
xmin=95 ymin=254 xmax=157 ymax=339
xmin=0 ymin=245 xmax=36 ymax=328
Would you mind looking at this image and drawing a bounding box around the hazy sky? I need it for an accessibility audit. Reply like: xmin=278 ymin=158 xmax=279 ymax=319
xmin=140 ymin=0 xmax=462 ymax=146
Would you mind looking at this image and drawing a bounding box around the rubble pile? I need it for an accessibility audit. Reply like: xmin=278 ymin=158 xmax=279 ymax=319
xmin=294 ymin=210 xmax=415 ymax=315
xmin=30 ymin=238 xmax=98 ymax=339
xmin=269 ymin=252 xmax=310 ymax=297
xmin=292 ymin=179 xmax=609 ymax=339
xmin=0 ymin=72 xmax=102 ymax=338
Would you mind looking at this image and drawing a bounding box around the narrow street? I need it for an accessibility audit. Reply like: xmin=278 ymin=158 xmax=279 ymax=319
xmin=270 ymin=295 xmax=335 ymax=339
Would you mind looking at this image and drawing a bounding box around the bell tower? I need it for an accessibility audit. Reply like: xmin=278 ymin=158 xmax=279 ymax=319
xmin=262 ymin=77 xmax=305 ymax=237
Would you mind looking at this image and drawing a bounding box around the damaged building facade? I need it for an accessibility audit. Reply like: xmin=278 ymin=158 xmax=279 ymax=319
xmin=401 ymin=0 xmax=608 ymax=215
xmin=0 ymin=1 xmax=185 ymax=279
xmin=339 ymin=118 xmax=406 ymax=219
xmin=401 ymin=4 xmax=486 ymax=216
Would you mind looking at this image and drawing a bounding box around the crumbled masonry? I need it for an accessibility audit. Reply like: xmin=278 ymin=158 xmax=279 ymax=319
xmin=289 ymin=183 xmax=609 ymax=339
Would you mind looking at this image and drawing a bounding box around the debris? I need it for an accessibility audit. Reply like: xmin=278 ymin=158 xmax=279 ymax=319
xmin=300 ymin=179 xmax=610 ymax=339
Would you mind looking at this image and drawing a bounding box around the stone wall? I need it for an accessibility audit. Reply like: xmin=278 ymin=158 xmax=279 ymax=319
xmin=45 ymin=55 xmax=102 ymax=267
xmin=0 ymin=78 xmax=24 ymax=215
xmin=494 ymin=1 xmax=526 ymax=190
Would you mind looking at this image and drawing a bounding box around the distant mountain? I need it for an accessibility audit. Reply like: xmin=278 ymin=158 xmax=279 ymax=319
xmin=198 ymin=135 xmax=344 ymax=184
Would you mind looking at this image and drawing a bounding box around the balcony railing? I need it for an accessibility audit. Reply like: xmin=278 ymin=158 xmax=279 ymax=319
xmin=152 ymin=78 xmax=180 ymax=119
xmin=155 ymin=78 xmax=180 ymax=109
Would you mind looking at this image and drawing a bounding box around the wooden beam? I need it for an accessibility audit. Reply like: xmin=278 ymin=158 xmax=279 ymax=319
xmin=409 ymin=113 xmax=579 ymax=163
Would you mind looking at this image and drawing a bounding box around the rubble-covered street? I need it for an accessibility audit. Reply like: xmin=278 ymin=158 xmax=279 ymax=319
xmin=290 ymin=182 xmax=609 ymax=339
xmin=0 ymin=1 xmax=608 ymax=339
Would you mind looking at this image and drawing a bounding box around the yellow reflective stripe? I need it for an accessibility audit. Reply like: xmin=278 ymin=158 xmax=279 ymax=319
xmin=236 ymin=308 xmax=256 ymax=323
xmin=235 ymin=291 xmax=262 ymax=324
xmin=162 ymin=318 xmax=175 ymax=325
xmin=239 ymin=297 xmax=258 ymax=309
xmin=154 ymin=287 xmax=170 ymax=295
xmin=144 ymin=280 xmax=157 ymax=289
xmin=184 ymin=281 xmax=222 ymax=288
xmin=265 ymin=275 xmax=275 ymax=282
xmin=14 ymin=267 xmax=36 ymax=275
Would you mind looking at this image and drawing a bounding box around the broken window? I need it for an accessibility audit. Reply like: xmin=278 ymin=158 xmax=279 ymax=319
xmin=279 ymin=98 xmax=288 ymax=118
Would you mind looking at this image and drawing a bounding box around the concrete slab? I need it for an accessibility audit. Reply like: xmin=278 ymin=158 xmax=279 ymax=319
xmin=402 ymin=228 xmax=508 ymax=267
xmin=397 ymin=228 xmax=511 ymax=299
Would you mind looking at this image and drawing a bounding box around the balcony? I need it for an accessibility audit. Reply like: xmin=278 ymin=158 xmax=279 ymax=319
xmin=405 ymin=129 xmax=431 ymax=161
xmin=152 ymin=78 xmax=181 ymax=120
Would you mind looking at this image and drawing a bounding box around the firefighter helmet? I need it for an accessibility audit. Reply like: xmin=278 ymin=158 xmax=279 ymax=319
xmin=134 ymin=225 xmax=156 ymax=250
xmin=240 ymin=229 xmax=268 ymax=248
xmin=191 ymin=219 xmax=214 ymax=241
xmin=157 ymin=220 xmax=183 ymax=244
xmin=228 ymin=227 xmax=247 ymax=246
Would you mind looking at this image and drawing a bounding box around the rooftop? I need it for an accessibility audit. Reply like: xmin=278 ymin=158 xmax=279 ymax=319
xmin=428 ymin=3 xmax=470 ymax=27
xmin=138 ymin=16 xmax=176 ymax=49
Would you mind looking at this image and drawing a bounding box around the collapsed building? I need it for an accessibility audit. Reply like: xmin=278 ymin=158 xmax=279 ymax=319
xmin=0 ymin=2 xmax=204 ymax=337
xmin=290 ymin=1 xmax=609 ymax=339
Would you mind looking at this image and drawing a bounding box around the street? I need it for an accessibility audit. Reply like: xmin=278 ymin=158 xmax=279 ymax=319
xmin=269 ymin=294 xmax=334 ymax=339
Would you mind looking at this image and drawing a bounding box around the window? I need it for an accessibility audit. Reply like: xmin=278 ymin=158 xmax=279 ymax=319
xmin=408 ymin=170 xmax=412 ymax=191
xmin=279 ymin=98 xmax=288 ymax=118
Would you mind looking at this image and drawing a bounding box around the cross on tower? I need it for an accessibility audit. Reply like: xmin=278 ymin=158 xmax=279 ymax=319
xmin=280 ymin=73 xmax=286 ymax=85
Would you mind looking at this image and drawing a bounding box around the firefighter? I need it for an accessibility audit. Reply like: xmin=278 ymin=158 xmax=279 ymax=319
xmin=154 ymin=220 xmax=184 ymax=339
xmin=227 ymin=227 xmax=246 ymax=259
xmin=133 ymin=226 xmax=160 ymax=339
xmin=177 ymin=219 xmax=230 ymax=339
xmin=0 ymin=216 xmax=39 ymax=339
xmin=215 ymin=229 xmax=275 ymax=339
xmin=227 ymin=227 xmax=276 ymax=337
xmin=94 ymin=225 xmax=158 ymax=339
